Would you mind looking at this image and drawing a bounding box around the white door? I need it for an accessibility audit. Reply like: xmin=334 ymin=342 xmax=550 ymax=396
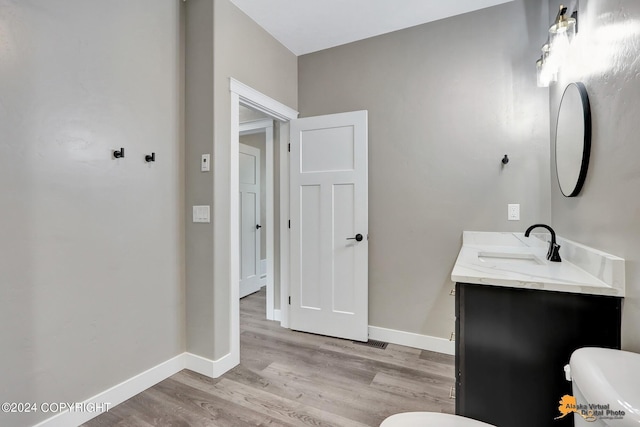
xmin=289 ymin=110 xmax=368 ymax=341
xmin=239 ymin=143 xmax=262 ymax=298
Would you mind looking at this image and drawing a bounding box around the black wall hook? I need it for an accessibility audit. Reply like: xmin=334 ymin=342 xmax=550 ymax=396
xmin=502 ymin=154 xmax=509 ymax=165
xmin=113 ymin=148 xmax=125 ymax=159
xmin=145 ymin=152 xmax=156 ymax=162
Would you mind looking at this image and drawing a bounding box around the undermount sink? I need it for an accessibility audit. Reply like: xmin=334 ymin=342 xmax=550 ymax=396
xmin=477 ymin=251 xmax=545 ymax=265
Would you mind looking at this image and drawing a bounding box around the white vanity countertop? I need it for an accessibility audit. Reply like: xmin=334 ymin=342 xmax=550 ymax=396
xmin=451 ymin=231 xmax=625 ymax=297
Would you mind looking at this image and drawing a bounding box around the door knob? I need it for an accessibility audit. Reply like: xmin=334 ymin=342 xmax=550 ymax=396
xmin=256 ymin=224 xmax=262 ymax=230
xmin=346 ymin=233 xmax=363 ymax=242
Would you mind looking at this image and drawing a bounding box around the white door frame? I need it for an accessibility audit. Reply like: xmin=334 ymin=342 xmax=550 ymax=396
xmin=239 ymin=119 xmax=273 ymax=315
xmin=230 ymin=79 xmax=298 ymax=361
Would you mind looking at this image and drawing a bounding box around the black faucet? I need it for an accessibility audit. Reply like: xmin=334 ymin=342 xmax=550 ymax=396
xmin=524 ymin=224 xmax=561 ymax=262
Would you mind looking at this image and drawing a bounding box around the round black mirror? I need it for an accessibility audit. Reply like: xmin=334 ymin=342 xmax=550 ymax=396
xmin=555 ymin=82 xmax=591 ymax=197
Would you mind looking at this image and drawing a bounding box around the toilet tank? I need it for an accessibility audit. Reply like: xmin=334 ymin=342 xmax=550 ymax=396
xmin=570 ymin=347 xmax=640 ymax=426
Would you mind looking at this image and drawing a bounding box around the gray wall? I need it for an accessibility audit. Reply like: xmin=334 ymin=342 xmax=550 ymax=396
xmin=0 ymin=1 xmax=185 ymax=426
xmin=298 ymin=0 xmax=551 ymax=339
xmin=549 ymin=0 xmax=640 ymax=352
xmin=185 ymin=0 xmax=215 ymax=359
xmin=185 ymin=0 xmax=297 ymax=360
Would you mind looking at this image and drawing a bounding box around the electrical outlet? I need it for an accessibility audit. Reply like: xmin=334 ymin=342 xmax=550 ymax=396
xmin=508 ymin=204 xmax=520 ymax=221
xmin=193 ymin=205 xmax=210 ymax=223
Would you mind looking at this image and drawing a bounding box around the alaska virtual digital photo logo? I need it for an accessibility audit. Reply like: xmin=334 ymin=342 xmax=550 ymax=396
xmin=555 ymin=395 xmax=626 ymax=422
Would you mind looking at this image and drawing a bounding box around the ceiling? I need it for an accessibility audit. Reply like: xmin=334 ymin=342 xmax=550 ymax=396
xmin=229 ymin=0 xmax=514 ymax=56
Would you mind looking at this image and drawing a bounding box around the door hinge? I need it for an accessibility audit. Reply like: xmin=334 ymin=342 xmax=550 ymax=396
xmin=288 ymin=220 xmax=291 ymax=229
xmin=288 ymin=143 xmax=291 ymax=152
xmin=288 ymin=296 xmax=291 ymax=305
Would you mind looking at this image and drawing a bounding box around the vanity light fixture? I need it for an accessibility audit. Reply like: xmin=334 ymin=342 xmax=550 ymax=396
xmin=536 ymin=58 xmax=548 ymax=87
xmin=536 ymin=4 xmax=578 ymax=88
xmin=537 ymin=43 xmax=557 ymax=87
xmin=549 ymin=5 xmax=576 ymax=70
xmin=549 ymin=5 xmax=577 ymax=47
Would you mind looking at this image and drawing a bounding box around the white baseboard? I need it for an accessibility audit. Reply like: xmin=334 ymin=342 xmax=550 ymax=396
xmin=33 ymin=354 xmax=185 ymax=427
xmin=368 ymin=326 xmax=455 ymax=355
xmin=273 ymin=309 xmax=282 ymax=322
xmin=184 ymin=351 xmax=237 ymax=378
xmin=183 ymin=352 xmax=216 ymax=378
xmin=34 ymin=352 xmax=237 ymax=427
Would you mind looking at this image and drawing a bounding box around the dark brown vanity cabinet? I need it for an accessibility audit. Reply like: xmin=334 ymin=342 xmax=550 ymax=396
xmin=455 ymin=282 xmax=621 ymax=427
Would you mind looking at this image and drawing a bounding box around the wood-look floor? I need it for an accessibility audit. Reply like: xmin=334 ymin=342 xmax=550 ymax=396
xmin=83 ymin=288 xmax=455 ymax=426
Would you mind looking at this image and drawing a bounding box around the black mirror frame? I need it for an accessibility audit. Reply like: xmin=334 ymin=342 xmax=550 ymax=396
xmin=555 ymin=82 xmax=592 ymax=197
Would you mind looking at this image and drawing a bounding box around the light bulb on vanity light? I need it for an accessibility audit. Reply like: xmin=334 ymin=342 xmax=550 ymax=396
xmin=549 ymin=4 xmax=576 ymax=59
xmin=550 ymin=5 xmax=577 ymax=43
xmin=536 ymin=58 xmax=549 ymax=87
xmin=550 ymin=31 xmax=571 ymax=71
xmin=536 ymin=44 xmax=556 ymax=87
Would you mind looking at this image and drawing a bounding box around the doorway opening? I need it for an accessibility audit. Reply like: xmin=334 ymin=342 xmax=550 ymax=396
xmin=238 ymin=106 xmax=273 ymax=316
xmin=229 ymin=78 xmax=298 ymax=365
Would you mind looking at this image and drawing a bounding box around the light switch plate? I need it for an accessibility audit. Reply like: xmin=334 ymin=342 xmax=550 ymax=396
xmin=193 ymin=205 xmax=210 ymax=223
xmin=201 ymin=154 xmax=210 ymax=172
xmin=508 ymin=204 xmax=520 ymax=221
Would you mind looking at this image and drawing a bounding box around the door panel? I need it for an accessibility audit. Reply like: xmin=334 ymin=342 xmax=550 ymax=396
xmin=239 ymin=152 xmax=256 ymax=185
xmin=240 ymin=191 xmax=257 ymax=279
xmin=333 ymin=184 xmax=355 ymax=314
xmin=301 ymin=126 xmax=355 ymax=172
xmin=290 ymin=110 xmax=368 ymax=341
xmin=239 ymin=143 xmax=261 ymax=299
xmin=300 ymin=185 xmax=322 ymax=309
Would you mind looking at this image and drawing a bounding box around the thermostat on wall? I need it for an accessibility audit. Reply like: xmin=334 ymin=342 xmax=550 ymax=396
xmin=201 ymin=154 xmax=210 ymax=172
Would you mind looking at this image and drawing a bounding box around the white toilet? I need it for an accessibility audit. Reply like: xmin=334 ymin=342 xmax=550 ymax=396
xmin=570 ymin=347 xmax=640 ymax=427
xmin=380 ymin=412 xmax=494 ymax=426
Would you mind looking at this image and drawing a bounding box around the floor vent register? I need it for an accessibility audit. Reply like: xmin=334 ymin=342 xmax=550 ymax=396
xmin=353 ymin=339 xmax=388 ymax=349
